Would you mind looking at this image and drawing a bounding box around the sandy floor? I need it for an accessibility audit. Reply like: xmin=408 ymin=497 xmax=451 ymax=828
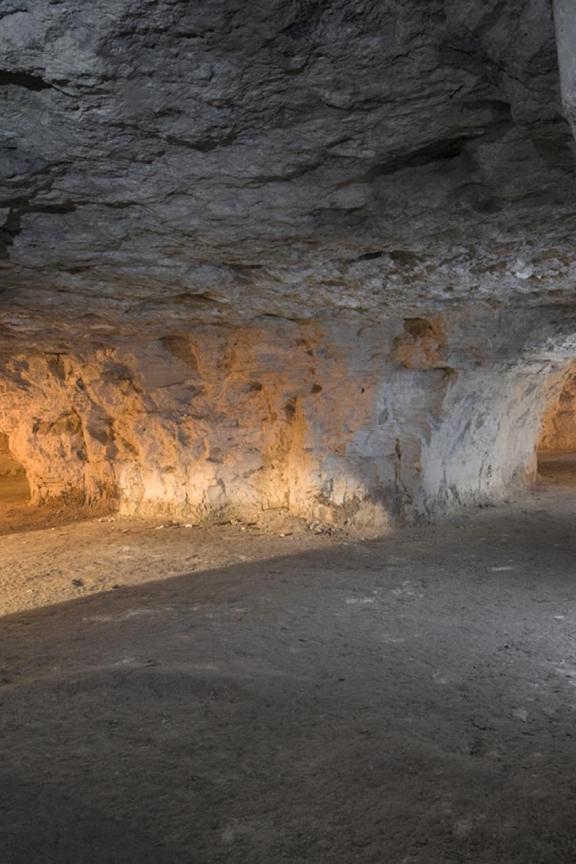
xmin=1 ymin=474 xmax=576 ymax=861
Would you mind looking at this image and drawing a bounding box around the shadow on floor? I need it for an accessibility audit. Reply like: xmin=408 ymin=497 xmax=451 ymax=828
xmin=1 ymin=489 xmax=576 ymax=863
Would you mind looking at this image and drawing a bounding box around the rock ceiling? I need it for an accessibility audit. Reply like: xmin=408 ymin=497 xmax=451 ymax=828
xmin=1 ymin=0 xmax=575 ymax=349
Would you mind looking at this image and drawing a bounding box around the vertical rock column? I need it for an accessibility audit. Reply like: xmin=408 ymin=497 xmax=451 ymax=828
xmin=554 ymin=0 xmax=576 ymax=130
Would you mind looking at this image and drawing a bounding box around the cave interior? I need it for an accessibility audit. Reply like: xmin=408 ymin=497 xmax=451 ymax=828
xmin=2 ymin=1 xmax=576 ymax=862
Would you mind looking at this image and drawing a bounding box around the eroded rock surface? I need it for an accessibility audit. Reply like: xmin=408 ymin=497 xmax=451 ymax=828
xmin=539 ymin=362 xmax=576 ymax=451
xmin=0 ymin=1 xmax=575 ymax=528
xmin=0 ymin=308 xmax=571 ymax=529
xmin=1 ymin=0 xmax=575 ymax=324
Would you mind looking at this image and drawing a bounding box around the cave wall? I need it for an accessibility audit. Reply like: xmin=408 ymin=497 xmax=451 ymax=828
xmin=539 ymin=363 xmax=576 ymax=451
xmin=1 ymin=1 xmax=575 ymax=530
xmin=0 ymin=432 xmax=24 ymax=479
xmin=419 ymin=367 xmax=555 ymax=514
xmin=0 ymin=309 xmax=568 ymax=531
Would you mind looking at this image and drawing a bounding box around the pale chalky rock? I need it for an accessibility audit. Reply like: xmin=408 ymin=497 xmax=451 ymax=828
xmin=0 ymin=1 xmax=575 ymax=528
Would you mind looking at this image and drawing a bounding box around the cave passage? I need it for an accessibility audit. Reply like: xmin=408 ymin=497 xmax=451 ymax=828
xmin=537 ymin=364 xmax=576 ymax=484
xmin=0 ymin=433 xmax=30 ymax=511
xmin=4 ymin=0 xmax=576 ymax=861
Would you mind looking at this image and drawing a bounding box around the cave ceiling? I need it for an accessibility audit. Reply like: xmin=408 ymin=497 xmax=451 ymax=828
xmin=0 ymin=0 xmax=575 ymax=349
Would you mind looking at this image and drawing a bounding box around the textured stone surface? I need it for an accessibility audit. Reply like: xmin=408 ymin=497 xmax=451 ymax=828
xmin=0 ymin=432 xmax=23 ymax=478
xmin=0 ymin=1 xmax=575 ymax=526
xmin=539 ymin=362 xmax=576 ymax=450
xmin=1 ymin=0 xmax=575 ymax=333
xmin=555 ymin=0 xmax=576 ymax=128
xmin=0 ymin=308 xmax=572 ymax=528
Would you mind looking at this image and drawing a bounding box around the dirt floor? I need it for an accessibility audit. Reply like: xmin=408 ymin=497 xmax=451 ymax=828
xmin=1 ymin=471 xmax=576 ymax=862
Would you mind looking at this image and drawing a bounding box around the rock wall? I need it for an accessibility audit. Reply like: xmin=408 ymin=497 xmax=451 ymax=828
xmin=539 ymin=363 xmax=576 ymax=451
xmin=1 ymin=0 xmax=576 ymax=532
xmin=0 ymin=432 xmax=25 ymax=478
xmin=0 ymin=309 xmax=570 ymax=531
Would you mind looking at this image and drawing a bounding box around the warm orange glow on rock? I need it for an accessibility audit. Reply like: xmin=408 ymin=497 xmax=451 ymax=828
xmin=539 ymin=362 xmax=576 ymax=452
xmin=0 ymin=309 xmax=572 ymax=533
xmin=0 ymin=323 xmax=394 ymax=533
xmin=391 ymin=317 xmax=447 ymax=370
xmin=0 ymin=432 xmax=29 ymax=507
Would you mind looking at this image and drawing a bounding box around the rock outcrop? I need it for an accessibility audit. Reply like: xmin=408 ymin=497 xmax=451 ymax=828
xmin=0 ymin=1 xmax=575 ymax=529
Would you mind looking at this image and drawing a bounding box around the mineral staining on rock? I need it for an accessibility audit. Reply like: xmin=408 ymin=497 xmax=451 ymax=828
xmin=0 ymin=1 xmax=575 ymax=529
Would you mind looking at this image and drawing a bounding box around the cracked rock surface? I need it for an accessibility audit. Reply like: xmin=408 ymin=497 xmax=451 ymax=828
xmin=0 ymin=1 xmax=575 ymax=527
xmin=1 ymin=0 xmax=575 ymax=332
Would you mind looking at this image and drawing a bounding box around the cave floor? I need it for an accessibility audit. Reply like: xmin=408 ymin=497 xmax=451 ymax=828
xmin=1 ymin=480 xmax=576 ymax=862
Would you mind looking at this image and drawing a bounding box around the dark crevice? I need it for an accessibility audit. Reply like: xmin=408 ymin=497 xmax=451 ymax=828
xmin=160 ymin=132 xmax=238 ymax=153
xmin=0 ymin=199 xmax=76 ymax=259
xmin=356 ymin=251 xmax=385 ymax=261
xmin=366 ymin=136 xmax=474 ymax=181
xmin=29 ymin=202 xmax=77 ymax=215
xmin=0 ymin=208 xmax=23 ymax=259
xmin=0 ymin=69 xmax=51 ymax=91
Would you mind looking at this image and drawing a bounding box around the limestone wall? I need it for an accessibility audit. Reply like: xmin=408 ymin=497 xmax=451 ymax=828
xmin=0 ymin=433 xmax=25 ymax=478
xmin=0 ymin=309 xmax=568 ymax=531
xmin=539 ymin=365 xmax=576 ymax=451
